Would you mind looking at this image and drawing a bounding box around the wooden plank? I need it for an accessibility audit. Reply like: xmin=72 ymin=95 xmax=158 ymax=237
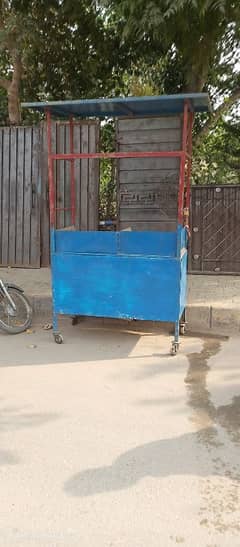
xmin=119 ymin=201 xmax=177 ymax=210
xmin=40 ymin=122 xmax=50 ymax=266
xmin=80 ymin=125 xmax=89 ymax=230
xmin=15 ymin=127 xmax=25 ymax=265
xmin=30 ymin=127 xmax=40 ymax=267
xmin=119 ymin=142 xmax=181 ymax=152
xmin=119 ymin=157 xmax=180 ymax=171
xmin=88 ymin=122 xmax=99 ymax=230
xmin=119 ymin=208 xmax=177 ymax=221
xmin=2 ymin=127 xmax=10 ymax=265
xmin=117 ymin=129 xmax=181 ymax=145
xmin=23 ymin=128 xmax=32 ymax=266
xmin=119 ymin=220 xmax=177 ymax=231
xmin=116 ymin=116 xmax=181 ymax=231
xmin=119 ymin=170 xmax=179 ymax=184
xmin=118 ymin=117 xmax=181 ymax=131
xmin=120 ymin=183 xmax=178 ymax=212
xmin=119 ymin=181 xmax=179 ymax=192
xmin=9 ymin=127 xmax=17 ymax=265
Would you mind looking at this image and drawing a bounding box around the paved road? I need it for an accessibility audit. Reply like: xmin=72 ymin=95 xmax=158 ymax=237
xmin=0 ymin=321 xmax=239 ymax=546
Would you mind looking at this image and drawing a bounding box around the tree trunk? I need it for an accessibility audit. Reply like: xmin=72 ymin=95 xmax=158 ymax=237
xmin=195 ymin=86 xmax=240 ymax=146
xmin=0 ymin=50 xmax=22 ymax=125
xmin=182 ymin=61 xmax=210 ymax=93
xmin=7 ymin=81 xmax=21 ymax=124
xmin=7 ymin=51 xmax=22 ymax=125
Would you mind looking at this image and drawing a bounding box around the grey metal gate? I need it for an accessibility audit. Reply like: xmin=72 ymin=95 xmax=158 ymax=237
xmin=0 ymin=126 xmax=41 ymax=267
xmin=41 ymin=121 xmax=99 ymax=266
xmin=189 ymin=185 xmax=240 ymax=274
xmin=0 ymin=121 xmax=99 ymax=267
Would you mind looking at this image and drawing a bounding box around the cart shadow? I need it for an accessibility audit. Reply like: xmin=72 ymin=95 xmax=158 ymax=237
xmin=0 ymin=323 xmax=174 ymax=367
xmin=64 ymin=337 xmax=240 ymax=498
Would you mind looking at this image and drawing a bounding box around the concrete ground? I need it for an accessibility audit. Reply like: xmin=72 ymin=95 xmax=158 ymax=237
xmin=1 ymin=320 xmax=240 ymax=547
xmin=0 ymin=267 xmax=240 ymax=334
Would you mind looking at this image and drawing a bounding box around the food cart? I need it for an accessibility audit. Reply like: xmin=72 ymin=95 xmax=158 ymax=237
xmin=22 ymin=94 xmax=210 ymax=353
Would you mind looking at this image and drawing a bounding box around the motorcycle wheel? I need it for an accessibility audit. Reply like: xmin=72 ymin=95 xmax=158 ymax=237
xmin=0 ymin=288 xmax=32 ymax=334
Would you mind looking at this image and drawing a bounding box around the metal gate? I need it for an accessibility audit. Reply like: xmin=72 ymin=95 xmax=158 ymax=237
xmin=40 ymin=121 xmax=99 ymax=266
xmin=0 ymin=121 xmax=99 ymax=268
xmin=0 ymin=126 xmax=41 ymax=267
xmin=189 ymin=185 xmax=240 ymax=274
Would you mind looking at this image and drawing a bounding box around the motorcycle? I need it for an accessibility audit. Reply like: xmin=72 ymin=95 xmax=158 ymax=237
xmin=0 ymin=280 xmax=32 ymax=334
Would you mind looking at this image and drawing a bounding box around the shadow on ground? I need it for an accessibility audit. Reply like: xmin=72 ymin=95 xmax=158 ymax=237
xmin=0 ymin=321 xmax=174 ymax=367
xmin=64 ymin=338 xmax=240 ymax=498
xmin=0 ymin=402 xmax=60 ymax=466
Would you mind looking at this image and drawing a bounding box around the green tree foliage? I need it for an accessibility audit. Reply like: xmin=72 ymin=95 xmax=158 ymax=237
xmin=99 ymin=121 xmax=116 ymax=220
xmin=103 ymin=0 xmax=240 ymax=92
xmin=0 ymin=0 xmax=129 ymax=124
xmin=193 ymin=117 xmax=240 ymax=185
xmin=101 ymin=0 xmax=240 ymax=186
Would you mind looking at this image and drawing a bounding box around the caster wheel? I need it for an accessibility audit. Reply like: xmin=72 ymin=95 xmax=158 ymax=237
xmin=170 ymin=342 xmax=179 ymax=356
xmin=71 ymin=316 xmax=83 ymax=326
xmin=71 ymin=316 xmax=78 ymax=326
xmin=180 ymin=324 xmax=186 ymax=335
xmin=54 ymin=333 xmax=63 ymax=344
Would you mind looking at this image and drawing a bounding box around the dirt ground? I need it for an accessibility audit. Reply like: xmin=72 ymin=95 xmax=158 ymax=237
xmin=0 ymin=321 xmax=239 ymax=547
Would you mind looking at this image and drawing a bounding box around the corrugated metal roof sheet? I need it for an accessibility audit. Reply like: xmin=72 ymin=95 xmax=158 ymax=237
xmin=22 ymin=93 xmax=211 ymax=118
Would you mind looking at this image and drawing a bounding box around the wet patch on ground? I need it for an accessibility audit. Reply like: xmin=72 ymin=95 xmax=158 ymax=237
xmin=185 ymin=338 xmax=240 ymax=535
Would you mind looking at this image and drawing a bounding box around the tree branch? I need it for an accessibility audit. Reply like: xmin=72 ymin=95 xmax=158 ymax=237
xmin=0 ymin=76 xmax=10 ymax=90
xmin=11 ymin=51 xmax=22 ymax=87
xmin=195 ymin=86 xmax=240 ymax=147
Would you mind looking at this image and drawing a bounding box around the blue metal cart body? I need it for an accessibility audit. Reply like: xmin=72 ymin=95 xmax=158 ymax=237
xmin=51 ymin=226 xmax=187 ymax=321
xmin=22 ymin=94 xmax=211 ymax=352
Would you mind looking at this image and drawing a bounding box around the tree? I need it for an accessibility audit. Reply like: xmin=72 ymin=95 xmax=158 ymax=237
xmin=0 ymin=0 xmax=130 ymax=125
xmin=102 ymin=1 xmax=240 ymax=136
xmin=0 ymin=2 xmax=31 ymax=123
xmin=103 ymin=1 xmax=239 ymax=89
xmin=192 ymin=116 xmax=240 ymax=185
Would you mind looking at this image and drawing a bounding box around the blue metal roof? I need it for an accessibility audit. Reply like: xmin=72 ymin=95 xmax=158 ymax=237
xmin=22 ymin=93 xmax=211 ymax=118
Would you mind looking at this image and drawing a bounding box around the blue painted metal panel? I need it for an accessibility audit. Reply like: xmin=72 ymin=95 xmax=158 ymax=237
xmin=50 ymin=229 xmax=188 ymax=325
xmin=55 ymin=230 xmax=178 ymax=257
xmin=179 ymin=226 xmax=188 ymax=250
xmin=119 ymin=231 xmax=177 ymax=257
xmin=22 ymin=93 xmax=211 ymax=118
xmin=179 ymin=250 xmax=188 ymax=317
xmin=55 ymin=230 xmax=117 ymax=255
xmin=52 ymin=253 xmax=181 ymax=322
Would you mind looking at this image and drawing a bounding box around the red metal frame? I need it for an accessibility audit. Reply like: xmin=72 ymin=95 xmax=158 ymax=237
xmin=69 ymin=116 xmax=76 ymax=225
xmin=185 ymin=112 xmax=194 ymax=214
xmin=46 ymin=109 xmax=55 ymax=227
xmin=51 ymin=151 xmax=186 ymax=160
xmin=46 ymin=100 xmax=194 ymax=230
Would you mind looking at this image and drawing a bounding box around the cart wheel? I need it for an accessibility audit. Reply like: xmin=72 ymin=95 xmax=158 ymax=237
xmin=71 ymin=316 xmax=78 ymax=326
xmin=180 ymin=324 xmax=186 ymax=335
xmin=170 ymin=342 xmax=179 ymax=356
xmin=54 ymin=333 xmax=63 ymax=344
